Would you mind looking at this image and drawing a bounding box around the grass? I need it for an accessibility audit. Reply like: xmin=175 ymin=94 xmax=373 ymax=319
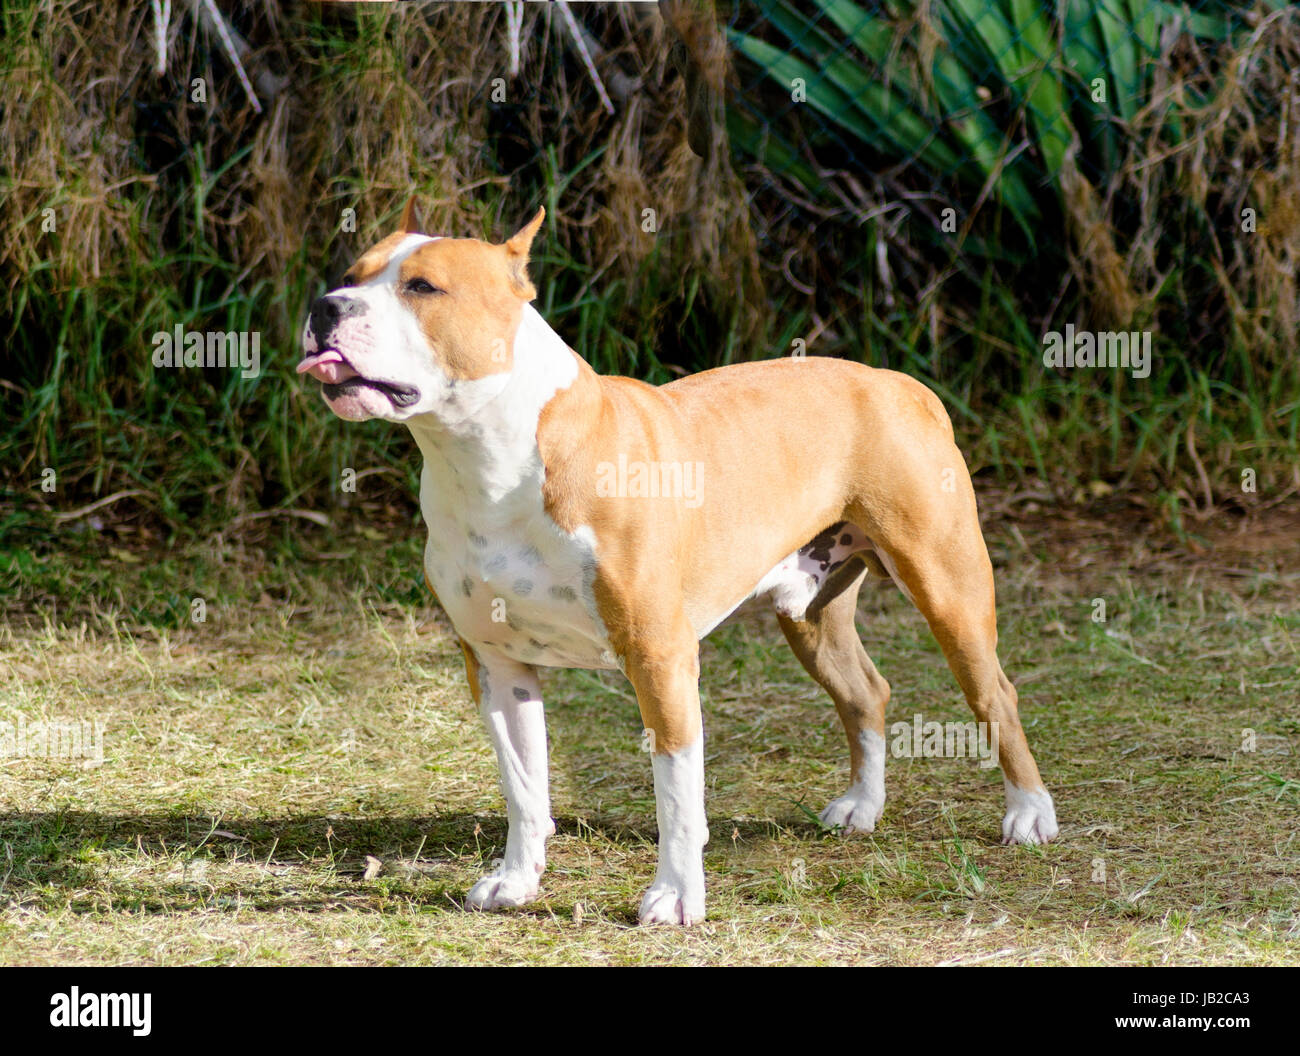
xmin=2 ymin=501 xmax=1296 ymax=965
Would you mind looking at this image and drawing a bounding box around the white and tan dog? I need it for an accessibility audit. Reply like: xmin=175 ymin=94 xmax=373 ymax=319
xmin=298 ymin=203 xmax=1058 ymax=925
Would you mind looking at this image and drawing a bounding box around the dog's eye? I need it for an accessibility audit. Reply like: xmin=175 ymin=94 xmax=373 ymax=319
xmin=405 ymin=278 xmax=442 ymax=295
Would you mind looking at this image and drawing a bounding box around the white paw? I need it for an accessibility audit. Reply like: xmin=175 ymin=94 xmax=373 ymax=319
xmin=638 ymin=882 xmax=705 ymax=926
xmin=820 ymin=788 xmax=885 ymax=835
xmin=1001 ymin=784 xmax=1059 ymax=845
xmin=466 ymin=869 xmax=540 ymax=910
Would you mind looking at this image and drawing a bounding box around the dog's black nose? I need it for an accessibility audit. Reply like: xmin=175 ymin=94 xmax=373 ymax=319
xmin=308 ymin=295 xmax=366 ymax=339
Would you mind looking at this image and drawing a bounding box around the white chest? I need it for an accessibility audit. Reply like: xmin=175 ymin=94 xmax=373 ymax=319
xmin=420 ymin=470 xmax=615 ymax=670
xmin=410 ymin=307 xmax=617 ymax=670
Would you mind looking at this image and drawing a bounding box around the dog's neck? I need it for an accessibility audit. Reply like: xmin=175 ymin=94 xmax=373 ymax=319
xmin=404 ymin=303 xmax=601 ymax=507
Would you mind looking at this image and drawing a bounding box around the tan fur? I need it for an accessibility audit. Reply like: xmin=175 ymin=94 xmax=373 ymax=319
xmin=303 ymin=206 xmax=1058 ymax=927
xmin=504 ymin=208 xmax=544 ymax=300
xmin=778 ymin=561 xmax=890 ymax=784
xmin=459 ymin=637 xmax=481 ymax=706
xmin=343 ymin=231 xmax=416 ymax=286
xmin=399 ymin=196 xmax=421 ymax=234
xmin=530 ymin=352 xmax=1035 ymax=774
xmin=342 ymin=231 xmax=537 ymax=381
xmin=398 ymin=239 xmax=526 ymax=380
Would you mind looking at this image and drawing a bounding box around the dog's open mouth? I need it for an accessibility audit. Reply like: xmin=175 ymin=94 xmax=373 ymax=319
xmin=322 ymin=376 xmax=419 ymax=407
xmin=297 ymin=350 xmax=419 ymax=408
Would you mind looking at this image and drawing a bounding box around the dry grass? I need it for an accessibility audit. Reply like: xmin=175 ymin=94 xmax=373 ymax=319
xmin=1 ymin=503 xmax=1296 ymax=965
xmin=0 ymin=1 xmax=758 ymax=339
xmin=1117 ymin=5 xmax=1300 ymax=355
xmin=0 ymin=1 xmax=769 ymax=532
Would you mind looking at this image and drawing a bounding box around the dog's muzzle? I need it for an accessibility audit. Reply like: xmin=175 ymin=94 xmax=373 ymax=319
xmin=298 ymin=295 xmax=420 ymax=408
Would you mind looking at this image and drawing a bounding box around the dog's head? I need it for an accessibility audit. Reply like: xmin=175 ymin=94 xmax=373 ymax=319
xmin=298 ymin=201 xmax=545 ymax=423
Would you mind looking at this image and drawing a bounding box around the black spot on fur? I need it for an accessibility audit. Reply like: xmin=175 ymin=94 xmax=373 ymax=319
xmin=800 ymin=521 xmax=846 ymax=567
xmin=512 ymin=686 xmax=529 ymax=701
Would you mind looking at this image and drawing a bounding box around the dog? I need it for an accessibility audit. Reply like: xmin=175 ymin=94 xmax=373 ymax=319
xmin=298 ymin=202 xmax=1058 ymax=925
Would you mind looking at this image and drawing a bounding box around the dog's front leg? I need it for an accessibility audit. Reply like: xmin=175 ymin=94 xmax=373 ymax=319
xmin=460 ymin=641 xmax=554 ymax=911
xmin=624 ymin=632 xmax=709 ymax=926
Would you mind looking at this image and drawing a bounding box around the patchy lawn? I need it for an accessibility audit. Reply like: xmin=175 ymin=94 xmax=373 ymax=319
xmin=1 ymin=500 xmax=1297 ymax=965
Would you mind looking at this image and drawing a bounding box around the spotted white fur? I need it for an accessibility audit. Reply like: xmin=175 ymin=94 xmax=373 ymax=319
xmin=754 ymin=521 xmax=871 ymax=620
xmin=409 ymin=304 xmax=618 ymax=670
xmin=466 ymin=657 xmax=555 ymax=910
xmin=688 ymin=521 xmax=873 ymax=640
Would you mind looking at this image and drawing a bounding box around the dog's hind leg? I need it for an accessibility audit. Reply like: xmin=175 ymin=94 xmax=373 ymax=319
xmin=778 ymin=558 xmax=892 ymax=835
xmin=859 ymin=486 xmax=1059 ymax=846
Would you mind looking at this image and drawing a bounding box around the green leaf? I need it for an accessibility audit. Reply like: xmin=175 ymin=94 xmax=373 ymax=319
xmin=1063 ymin=0 xmax=1118 ymax=170
xmin=819 ymin=0 xmax=1041 ymax=232
xmin=1006 ymin=0 xmax=1076 ymax=178
xmin=1095 ymin=0 xmax=1140 ymax=121
xmin=725 ymin=106 xmax=819 ymax=188
xmin=728 ymin=31 xmax=963 ymax=173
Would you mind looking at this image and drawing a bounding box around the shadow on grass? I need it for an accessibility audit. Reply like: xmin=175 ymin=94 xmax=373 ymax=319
xmin=0 ymin=810 xmax=826 ymax=915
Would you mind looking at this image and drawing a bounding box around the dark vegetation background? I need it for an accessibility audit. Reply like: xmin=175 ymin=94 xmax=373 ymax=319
xmin=2 ymin=0 xmax=1298 ymax=556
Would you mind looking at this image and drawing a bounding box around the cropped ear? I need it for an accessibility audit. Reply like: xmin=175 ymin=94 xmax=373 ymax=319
xmin=398 ymin=196 xmax=421 ymax=234
xmin=504 ymin=207 xmax=545 ymax=300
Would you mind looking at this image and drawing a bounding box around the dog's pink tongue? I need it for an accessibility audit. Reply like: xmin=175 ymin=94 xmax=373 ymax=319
xmin=297 ymin=351 xmax=358 ymax=384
